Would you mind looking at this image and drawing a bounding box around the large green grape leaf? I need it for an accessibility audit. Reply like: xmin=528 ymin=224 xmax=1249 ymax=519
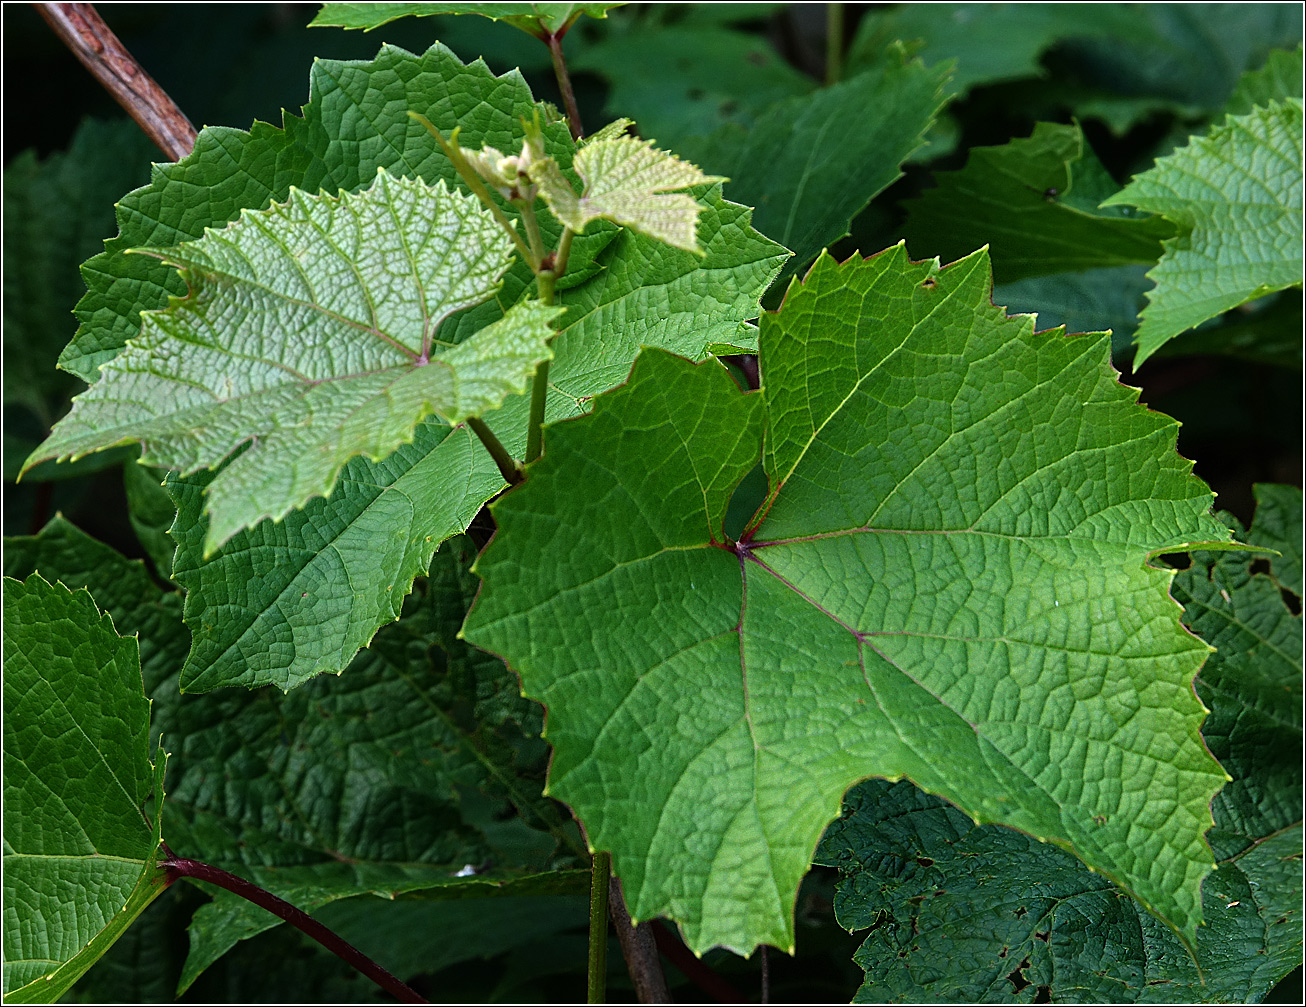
xmin=815 ymin=781 xmax=1301 ymax=1003
xmin=311 ymin=2 xmax=622 ymax=36
xmin=678 ymin=49 xmax=951 ymax=276
xmin=2 ymin=574 xmax=168 ymax=1004
xmin=26 ymin=170 xmax=561 ymax=555
xmin=463 ymin=245 xmax=1235 ymax=955
xmin=903 ymin=121 xmax=1176 ymax=283
xmin=1103 ymin=100 xmax=1305 ymax=366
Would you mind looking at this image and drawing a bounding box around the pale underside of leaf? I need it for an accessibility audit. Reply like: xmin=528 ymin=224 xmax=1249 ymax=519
xmin=533 ymin=134 xmax=726 ymax=253
xmin=26 ymin=170 xmax=560 ymax=554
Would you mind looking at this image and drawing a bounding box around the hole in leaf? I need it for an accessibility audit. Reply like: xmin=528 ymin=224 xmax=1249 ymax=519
xmin=1034 ymin=984 xmax=1052 ymax=1002
xmin=915 ymin=856 xmax=934 ymax=867
xmin=1007 ymin=957 xmax=1032 ymax=993
xmin=1034 ymin=930 xmax=1050 ymax=942
xmin=1158 ymin=552 xmax=1191 ymax=571
xmin=998 ymin=947 xmax=1008 ymax=959
xmin=1251 ymin=558 xmax=1273 ymax=577
xmin=1014 ymin=907 xmax=1028 ymax=918
xmin=1282 ymin=587 xmax=1301 ymax=616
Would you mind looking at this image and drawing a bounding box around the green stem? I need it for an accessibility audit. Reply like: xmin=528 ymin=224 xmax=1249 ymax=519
xmin=467 ymin=416 xmax=523 ymax=486
xmin=525 ymin=357 xmax=552 ymax=465
xmin=520 ymin=200 xmax=548 ymax=268
xmin=588 ymin=851 xmax=611 ymax=1003
xmin=546 ymin=30 xmax=584 ymax=140
xmin=825 ymin=2 xmax=844 ymax=86
xmin=409 ymin=112 xmax=538 ymax=269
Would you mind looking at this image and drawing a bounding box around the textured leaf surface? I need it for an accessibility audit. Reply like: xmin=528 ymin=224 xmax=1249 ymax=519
xmin=1103 ymin=100 xmax=1305 ymax=365
xmin=463 ymin=246 xmax=1233 ymax=954
xmin=816 ymin=780 xmax=1301 ymax=1003
xmin=533 ymin=132 xmax=724 ymax=253
xmin=2 ymin=575 xmax=167 ymax=1003
xmin=904 ymin=122 xmax=1176 ymax=283
xmin=311 ymin=2 xmax=621 ymax=35
xmin=815 ymin=487 xmax=1303 ymax=1003
xmin=28 ymin=170 xmax=560 ymax=554
xmin=678 ymin=52 xmax=950 ymax=275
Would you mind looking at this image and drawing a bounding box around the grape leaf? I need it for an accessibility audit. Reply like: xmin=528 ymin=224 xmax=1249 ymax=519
xmin=25 ymin=170 xmax=561 ymax=554
xmin=815 ymin=780 xmax=1301 ymax=1003
xmin=463 ymin=245 xmax=1235 ymax=955
xmin=903 ymin=121 xmax=1176 ymax=283
xmin=677 ymin=49 xmax=951 ymax=276
xmin=530 ymin=131 xmax=725 ymax=253
xmin=1103 ymin=100 xmax=1305 ymax=366
xmin=311 ymin=2 xmax=622 ymax=36
xmin=2 ymin=575 xmax=168 ymax=1004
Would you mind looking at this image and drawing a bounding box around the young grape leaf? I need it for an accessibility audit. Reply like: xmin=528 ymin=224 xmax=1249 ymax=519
xmin=1103 ymin=100 xmax=1305 ymax=365
xmin=2 ymin=575 xmax=168 ymax=1004
xmin=311 ymin=2 xmax=622 ymax=37
xmin=903 ymin=121 xmax=1176 ymax=283
xmin=677 ymin=49 xmax=951 ymax=276
xmin=530 ymin=129 xmax=725 ymax=253
xmin=25 ymin=170 xmax=561 ymax=554
xmin=815 ymin=780 xmax=1301 ymax=1003
xmin=463 ymin=245 xmax=1235 ymax=955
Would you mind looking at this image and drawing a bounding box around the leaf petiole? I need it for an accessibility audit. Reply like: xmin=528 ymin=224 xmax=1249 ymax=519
xmin=467 ymin=416 xmax=524 ymax=486
xmin=409 ymin=112 xmax=538 ymax=270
